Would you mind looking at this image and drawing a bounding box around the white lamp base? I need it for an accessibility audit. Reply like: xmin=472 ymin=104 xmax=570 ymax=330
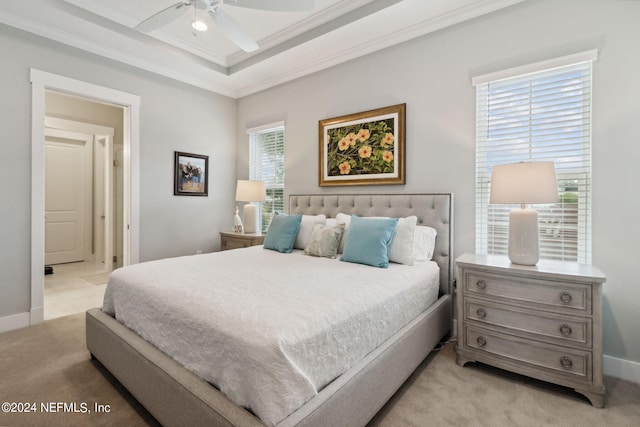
xmin=243 ymin=203 xmax=260 ymax=234
xmin=508 ymin=208 xmax=539 ymax=266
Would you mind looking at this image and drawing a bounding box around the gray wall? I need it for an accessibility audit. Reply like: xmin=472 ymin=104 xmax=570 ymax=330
xmin=0 ymin=25 xmax=236 ymax=319
xmin=236 ymin=0 xmax=640 ymax=364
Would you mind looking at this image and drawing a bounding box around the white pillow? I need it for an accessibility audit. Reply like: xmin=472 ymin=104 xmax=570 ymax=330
xmin=388 ymin=216 xmax=417 ymax=265
xmin=413 ymin=225 xmax=437 ymax=261
xmin=294 ymin=214 xmax=326 ymax=249
xmin=336 ymin=213 xmax=352 ymax=253
xmin=336 ymin=213 xmax=350 ymax=226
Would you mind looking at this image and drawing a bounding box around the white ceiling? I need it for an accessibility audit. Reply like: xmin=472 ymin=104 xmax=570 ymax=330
xmin=0 ymin=0 xmax=524 ymax=98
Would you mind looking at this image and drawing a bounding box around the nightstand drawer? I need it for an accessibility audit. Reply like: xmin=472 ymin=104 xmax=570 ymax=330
xmin=465 ymin=299 xmax=590 ymax=347
xmin=464 ymin=326 xmax=590 ymax=381
xmin=464 ymin=271 xmax=591 ymax=314
xmin=221 ymin=239 xmax=252 ymax=250
xmin=220 ymin=232 xmax=265 ymax=251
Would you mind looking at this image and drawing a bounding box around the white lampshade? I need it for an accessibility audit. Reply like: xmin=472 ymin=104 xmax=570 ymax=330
xmin=490 ymin=161 xmax=559 ymax=266
xmin=235 ymin=180 xmax=267 ymax=202
xmin=490 ymin=161 xmax=559 ymax=205
xmin=235 ymin=180 xmax=266 ymax=233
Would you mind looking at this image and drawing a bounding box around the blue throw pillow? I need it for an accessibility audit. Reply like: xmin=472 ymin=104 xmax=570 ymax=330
xmin=263 ymin=213 xmax=303 ymax=253
xmin=340 ymin=215 xmax=399 ymax=268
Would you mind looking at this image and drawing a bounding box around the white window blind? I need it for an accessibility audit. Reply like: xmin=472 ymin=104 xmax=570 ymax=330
xmin=248 ymin=123 xmax=285 ymax=231
xmin=475 ymin=53 xmax=596 ymax=264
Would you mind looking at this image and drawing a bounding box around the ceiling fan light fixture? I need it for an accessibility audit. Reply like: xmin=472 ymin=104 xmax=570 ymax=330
xmin=191 ymin=20 xmax=208 ymax=31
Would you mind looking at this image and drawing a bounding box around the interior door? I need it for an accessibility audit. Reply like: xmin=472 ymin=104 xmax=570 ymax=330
xmin=94 ymin=134 xmax=113 ymax=272
xmin=44 ymin=129 xmax=93 ymax=265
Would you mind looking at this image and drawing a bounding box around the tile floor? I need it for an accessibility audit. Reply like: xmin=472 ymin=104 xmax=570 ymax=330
xmin=44 ymin=261 xmax=110 ymax=320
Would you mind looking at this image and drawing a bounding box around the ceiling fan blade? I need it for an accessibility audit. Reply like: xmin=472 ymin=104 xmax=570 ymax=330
xmin=223 ymin=0 xmax=314 ymax=12
xmin=135 ymin=2 xmax=191 ymax=32
xmin=208 ymin=8 xmax=259 ymax=52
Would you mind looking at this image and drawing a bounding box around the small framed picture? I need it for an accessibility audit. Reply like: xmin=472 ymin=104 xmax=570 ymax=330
xmin=319 ymin=103 xmax=406 ymax=186
xmin=174 ymin=151 xmax=209 ymax=196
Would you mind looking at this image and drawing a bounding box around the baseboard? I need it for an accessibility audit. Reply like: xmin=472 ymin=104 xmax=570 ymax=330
xmin=31 ymin=305 xmax=44 ymax=324
xmin=604 ymin=354 xmax=640 ymax=385
xmin=0 ymin=311 xmax=31 ymax=334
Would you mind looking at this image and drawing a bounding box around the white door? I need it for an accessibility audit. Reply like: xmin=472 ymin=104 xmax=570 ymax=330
xmin=94 ymin=134 xmax=114 ymax=272
xmin=44 ymin=129 xmax=93 ymax=265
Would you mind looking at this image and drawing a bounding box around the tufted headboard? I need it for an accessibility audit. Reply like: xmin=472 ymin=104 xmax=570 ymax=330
xmin=289 ymin=194 xmax=453 ymax=296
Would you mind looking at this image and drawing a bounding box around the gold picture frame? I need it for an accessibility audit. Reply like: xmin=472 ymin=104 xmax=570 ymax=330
xmin=319 ymin=103 xmax=405 ymax=186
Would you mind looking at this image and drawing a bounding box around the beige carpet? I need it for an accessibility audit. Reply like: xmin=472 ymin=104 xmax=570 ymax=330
xmin=0 ymin=313 xmax=158 ymax=427
xmin=1 ymin=313 xmax=639 ymax=427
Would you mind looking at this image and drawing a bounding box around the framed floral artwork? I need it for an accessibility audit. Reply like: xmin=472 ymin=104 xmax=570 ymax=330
xmin=174 ymin=151 xmax=209 ymax=196
xmin=318 ymin=103 xmax=405 ymax=186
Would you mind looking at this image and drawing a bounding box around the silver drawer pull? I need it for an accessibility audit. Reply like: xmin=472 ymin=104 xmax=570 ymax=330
xmin=560 ymin=356 xmax=573 ymax=369
xmin=476 ymin=336 xmax=487 ymax=347
xmin=476 ymin=280 xmax=486 ymax=290
xmin=559 ymin=324 xmax=573 ymax=336
xmin=476 ymin=307 xmax=487 ymax=319
xmin=559 ymin=291 xmax=573 ymax=304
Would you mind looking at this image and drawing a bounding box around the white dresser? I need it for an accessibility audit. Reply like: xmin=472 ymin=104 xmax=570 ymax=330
xmin=455 ymin=253 xmax=606 ymax=407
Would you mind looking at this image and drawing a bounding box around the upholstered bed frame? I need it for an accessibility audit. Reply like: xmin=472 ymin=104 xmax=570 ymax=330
xmin=86 ymin=193 xmax=454 ymax=426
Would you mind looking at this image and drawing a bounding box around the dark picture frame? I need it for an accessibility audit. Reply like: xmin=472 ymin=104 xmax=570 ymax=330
xmin=174 ymin=151 xmax=209 ymax=196
xmin=319 ymin=103 xmax=406 ymax=186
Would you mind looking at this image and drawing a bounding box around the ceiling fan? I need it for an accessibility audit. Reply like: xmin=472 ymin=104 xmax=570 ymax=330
xmin=135 ymin=0 xmax=315 ymax=53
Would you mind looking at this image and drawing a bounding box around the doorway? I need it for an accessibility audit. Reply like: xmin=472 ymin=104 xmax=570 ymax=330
xmin=43 ymin=115 xmax=117 ymax=320
xmin=44 ymin=111 xmax=117 ymax=270
xmin=30 ymin=69 xmax=141 ymax=325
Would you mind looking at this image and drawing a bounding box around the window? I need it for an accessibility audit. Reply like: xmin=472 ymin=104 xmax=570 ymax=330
xmin=474 ymin=51 xmax=597 ymax=264
xmin=248 ymin=122 xmax=285 ymax=231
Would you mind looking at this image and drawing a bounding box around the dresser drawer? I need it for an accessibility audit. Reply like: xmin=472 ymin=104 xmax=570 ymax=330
xmin=464 ymin=270 xmax=591 ymax=314
xmin=465 ymin=299 xmax=591 ymax=347
xmin=464 ymin=325 xmax=591 ymax=381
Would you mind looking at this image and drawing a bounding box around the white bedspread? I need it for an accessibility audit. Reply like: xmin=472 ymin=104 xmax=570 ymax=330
xmin=102 ymin=246 xmax=439 ymax=426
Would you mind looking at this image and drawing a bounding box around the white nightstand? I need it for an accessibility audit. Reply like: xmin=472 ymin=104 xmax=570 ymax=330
xmin=455 ymin=253 xmax=606 ymax=407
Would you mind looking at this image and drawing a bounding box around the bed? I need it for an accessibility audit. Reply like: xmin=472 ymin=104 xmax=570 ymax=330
xmin=86 ymin=193 xmax=453 ymax=427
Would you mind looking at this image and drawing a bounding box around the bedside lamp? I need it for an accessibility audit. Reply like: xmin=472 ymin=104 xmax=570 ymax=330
xmin=235 ymin=180 xmax=266 ymax=234
xmin=490 ymin=161 xmax=559 ymax=266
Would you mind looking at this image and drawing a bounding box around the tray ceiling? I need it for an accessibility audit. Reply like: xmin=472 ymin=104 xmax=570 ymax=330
xmin=0 ymin=0 xmax=525 ymax=97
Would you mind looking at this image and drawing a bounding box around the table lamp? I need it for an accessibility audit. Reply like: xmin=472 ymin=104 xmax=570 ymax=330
xmin=235 ymin=180 xmax=266 ymax=233
xmin=490 ymin=161 xmax=559 ymax=265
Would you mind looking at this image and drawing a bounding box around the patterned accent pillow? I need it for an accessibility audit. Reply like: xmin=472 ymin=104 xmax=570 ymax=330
xmin=304 ymin=223 xmax=345 ymax=258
